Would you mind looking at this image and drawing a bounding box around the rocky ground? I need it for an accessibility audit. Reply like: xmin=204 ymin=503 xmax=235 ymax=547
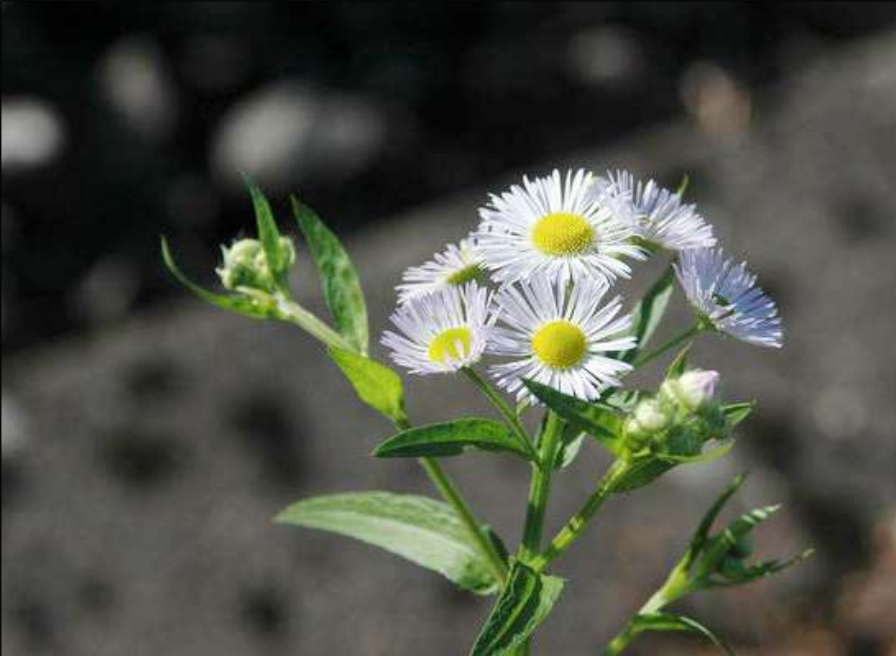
xmin=3 ymin=30 xmax=896 ymax=656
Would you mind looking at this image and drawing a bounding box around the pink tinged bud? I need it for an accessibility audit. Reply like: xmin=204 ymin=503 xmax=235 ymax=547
xmin=675 ymin=369 xmax=720 ymax=410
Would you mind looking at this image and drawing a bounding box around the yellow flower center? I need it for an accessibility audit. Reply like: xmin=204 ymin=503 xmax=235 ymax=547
xmin=446 ymin=264 xmax=482 ymax=286
xmin=428 ymin=327 xmax=473 ymax=364
xmin=531 ymin=321 xmax=587 ymax=369
xmin=531 ymin=212 xmax=594 ymax=256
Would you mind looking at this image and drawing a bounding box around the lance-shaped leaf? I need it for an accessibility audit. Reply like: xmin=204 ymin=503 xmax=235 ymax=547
xmin=617 ymin=265 xmax=675 ymax=363
xmin=276 ymin=492 xmax=499 ymax=595
xmin=554 ymin=421 xmax=586 ymax=470
xmin=629 ymin=613 xmax=734 ymax=656
xmin=248 ymin=183 xmax=290 ymax=289
xmin=686 ymin=473 xmax=748 ymax=565
xmin=374 ymin=418 xmax=534 ymax=460
xmin=160 ymin=237 xmax=270 ymax=320
xmin=328 ymin=347 xmax=406 ymax=424
xmin=708 ymin=548 xmax=815 ymax=588
xmin=523 ymin=380 xmax=623 ymax=454
xmin=470 ymin=561 xmax=564 ymax=656
xmin=657 ymin=440 xmax=736 ymax=465
xmin=665 ymin=342 xmax=692 ymax=379
xmin=607 ymin=455 xmax=674 ymax=494
xmin=292 ymin=197 xmax=369 ymax=354
xmin=722 ymin=402 xmax=755 ymax=429
xmin=696 ymin=504 xmax=782 ymax=579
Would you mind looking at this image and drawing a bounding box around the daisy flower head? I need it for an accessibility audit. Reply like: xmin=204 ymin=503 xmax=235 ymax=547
xmin=595 ymin=170 xmax=716 ymax=251
xmin=675 ymin=248 xmax=783 ymax=348
xmin=475 ymin=169 xmax=644 ymax=286
xmin=488 ymin=275 xmax=636 ymax=402
xmin=397 ymin=237 xmax=484 ymax=304
xmin=382 ymin=282 xmax=495 ymax=375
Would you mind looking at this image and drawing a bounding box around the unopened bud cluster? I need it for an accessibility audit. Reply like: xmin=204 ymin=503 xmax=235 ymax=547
xmin=216 ymin=237 xmax=295 ymax=294
xmin=623 ymin=369 xmax=727 ymax=456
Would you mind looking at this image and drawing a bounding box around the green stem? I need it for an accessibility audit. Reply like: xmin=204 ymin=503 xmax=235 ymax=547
xmin=395 ymin=414 xmax=507 ymax=586
xmin=462 ymin=367 xmax=536 ymax=459
xmin=519 ymin=411 xmax=564 ymax=561
xmin=632 ymin=323 xmax=703 ymax=369
xmin=530 ymin=458 xmax=630 ymax=572
xmin=600 ymin=574 xmax=687 ymax=656
xmin=275 ymin=295 xmax=355 ymax=351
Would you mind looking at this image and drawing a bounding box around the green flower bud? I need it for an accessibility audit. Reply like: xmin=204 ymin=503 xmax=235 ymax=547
xmin=216 ymin=237 xmax=295 ymax=293
xmin=624 ymin=398 xmax=673 ymax=451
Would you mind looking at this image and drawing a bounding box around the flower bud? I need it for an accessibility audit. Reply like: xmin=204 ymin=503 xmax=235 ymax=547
xmin=624 ymin=398 xmax=672 ymax=451
xmin=216 ymin=237 xmax=295 ymax=293
xmin=661 ymin=369 xmax=720 ymax=412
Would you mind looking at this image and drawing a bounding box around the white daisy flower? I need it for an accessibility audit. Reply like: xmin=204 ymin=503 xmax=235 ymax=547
xmin=595 ymin=170 xmax=716 ymax=251
xmin=475 ymin=169 xmax=644 ymax=286
xmin=382 ymin=282 xmax=495 ymax=375
xmin=397 ymin=238 xmax=484 ymax=304
xmin=675 ymin=248 xmax=783 ymax=348
xmin=488 ymin=275 xmax=636 ymax=401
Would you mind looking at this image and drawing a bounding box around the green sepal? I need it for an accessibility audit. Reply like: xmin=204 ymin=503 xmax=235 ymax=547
xmin=629 ymin=612 xmax=734 ymax=656
xmin=665 ymin=342 xmax=692 ymax=379
xmin=328 ymin=347 xmax=406 ymax=424
xmin=292 ymin=196 xmax=369 ymax=354
xmin=469 ymin=560 xmax=565 ymax=655
xmin=374 ymin=418 xmax=535 ymax=461
xmin=722 ymin=402 xmax=755 ymax=428
xmin=276 ymin=491 xmax=500 ymax=595
xmin=160 ymin=237 xmax=273 ymax=320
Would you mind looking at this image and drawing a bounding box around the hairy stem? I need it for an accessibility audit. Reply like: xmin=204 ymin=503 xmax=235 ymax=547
xmin=519 ymin=411 xmax=564 ymax=561
xmin=530 ymin=458 xmax=630 ymax=572
xmin=463 ymin=367 xmax=537 ymax=459
xmin=632 ymin=322 xmax=703 ymax=369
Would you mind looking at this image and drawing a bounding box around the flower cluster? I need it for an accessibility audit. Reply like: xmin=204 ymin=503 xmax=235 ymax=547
xmin=384 ymin=168 xmax=783 ymax=403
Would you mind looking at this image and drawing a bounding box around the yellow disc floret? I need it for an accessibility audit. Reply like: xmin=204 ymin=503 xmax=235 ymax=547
xmin=531 ymin=212 xmax=594 ymax=256
xmin=532 ymin=321 xmax=587 ymax=369
xmin=428 ymin=327 xmax=473 ymax=364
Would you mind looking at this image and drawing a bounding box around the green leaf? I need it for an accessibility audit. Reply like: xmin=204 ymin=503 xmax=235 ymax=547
xmin=698 ymin=505 xmax=782 ymax=578
xmin=722 ymin=402 xmax=755 ymax=428
xmin=618 ymin=266 xmax=675 ymax=363
xmin=523 ymin=380 xmax=623 ymax=454
xmin=608 ymin=455 xmax=674 ymax=494
xmin=554 ymin=422 xmax=585 ymax=470
xmin=603 ymin=389 xmax=647 ymax=413
xmin=658 ymin=439 xmax=736 ymax=465
xmin=676 ymin=173 xmax=691 ymax=196
xmin=328 ymin=347 xmax=406 ymax=424
xmin=160 ymin=237 xmax=270 ymax=320
xmin=630 ymin=612 xmax=734 ymax=655
xmin=292 ymin=197 xmax=369 ymax=354
xmin=665 ymin=342 xmax=692 ymax=379
xmin=709 ymin=548 xmax=814 ymax=587
xmin=276 ymin=492 xmax=499 ymax=595
xmin=688 ymin=474 xmax=749 ymax=562
xmin=374 ymin=418 xmax=534 ymax=460
xmin=470 ymin=561 xmax=564 ymax=655
xmin=248 ymin=183 xmax=288 ymax=288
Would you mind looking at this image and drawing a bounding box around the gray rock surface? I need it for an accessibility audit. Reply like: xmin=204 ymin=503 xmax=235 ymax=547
xmin=4 ymin=32 xmax=896 ymax=656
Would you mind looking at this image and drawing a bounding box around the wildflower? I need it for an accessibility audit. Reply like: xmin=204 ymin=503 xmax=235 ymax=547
xmin=397 ymin=238 xmax=484 ymax=304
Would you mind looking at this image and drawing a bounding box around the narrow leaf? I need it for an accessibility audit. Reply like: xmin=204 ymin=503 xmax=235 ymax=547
xmin=630 ymin=612 xmax=734 ymax=655
xmin=470 ymin=561 xmax=564 ymax=656
xmin=292 ymin=197 xmax=369 ymax=354
xmin=665 ymin=342 xmax=692 ymax=378
xmin=688 ymin=473 xmax=749 ymax=560
xmin=328 ymin=347 xmax=406 ymax=424
xmin=698 ymin=505 xmax=782 ymax=578
xmin=524 ymin=380 xmax=623 ymax=454
xmin=554 ymin=422 xmax=586 ymax=470
xmin=608 ymin=456 xmax=674 ymax=494
xmin=618 ymin=265 xmax=675 ymax=363
xmin=709 ymin=548 xmax=814 ymax=587
xmin=723 ymin=402 xmax=755 ymax=428
xmin=248 ymin=183 xmax=288 ymax=286
xmin=161 ymin=237 xmax=269 ymax=320
xmin=276 ymin=492 xmax=499 ymax=595
xmin=658 ymin=440 xmax=736 ymax=465
xmin=374 ymin=418 xmax=534 ymax=460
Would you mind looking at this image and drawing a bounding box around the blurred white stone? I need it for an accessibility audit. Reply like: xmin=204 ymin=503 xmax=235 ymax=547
xmin=1 ymin=390 xmax=28 ymax=457
xmin=98 ymin=35 xmax=178 ymax=140
xmin=680 ymin=61 xmax=752 ymax=139
xmin=73 ymin=255 xmax=141 ymax=325
xmin=210 ymin=82 xmax=386 ymax=192
xmin=1 ymin=97 xmax=67 ymax=173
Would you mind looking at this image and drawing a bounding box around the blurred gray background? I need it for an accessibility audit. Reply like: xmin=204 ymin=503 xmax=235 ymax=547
xmin=3 ymin=3 xmax=896 ymax=655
